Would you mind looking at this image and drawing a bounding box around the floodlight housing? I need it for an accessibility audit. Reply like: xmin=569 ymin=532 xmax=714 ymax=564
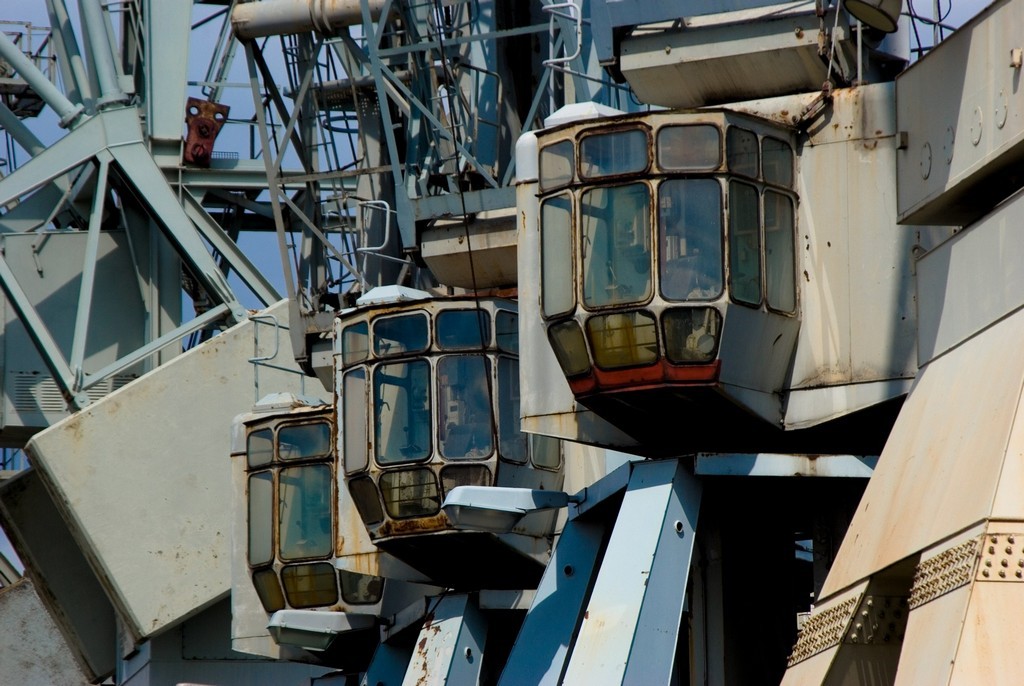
xmin=844 ymin=0 xmax=902 ymax=33
xmin=441 ymin=486 xmax=577 ymax=533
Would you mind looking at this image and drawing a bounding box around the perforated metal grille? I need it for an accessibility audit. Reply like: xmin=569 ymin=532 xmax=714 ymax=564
xmin=909 ymin=537 xmax=979 ymax=609
xmin=787 ymin=595 xmax=860 ymax=666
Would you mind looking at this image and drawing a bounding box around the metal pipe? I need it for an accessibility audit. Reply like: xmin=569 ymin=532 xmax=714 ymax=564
xmin=0 ymin=30 xmax=83 ymax=127
xmin=46 ymin=0 xmax=95 ymax=110
xmin=78 ymin=0 xmax=129 ymax=107
xmin=232 ymin=0 xmax=386 ymax=39
xmin=0 ymin=102 xmax=46 ymax=156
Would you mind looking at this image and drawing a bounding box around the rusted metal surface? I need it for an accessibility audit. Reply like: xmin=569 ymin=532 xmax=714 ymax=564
xmin=183 ymin=97 xmax=229 ymax=167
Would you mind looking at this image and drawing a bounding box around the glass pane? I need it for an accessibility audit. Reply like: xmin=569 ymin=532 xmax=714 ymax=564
xmin=658 ymin=125 xmax=721 ymax=171
xmin=379 ymin=468 xmax=441 ymax=518
xmin=541 ymin=194 xmax=574 ymax=318
xmin=281 ymin=562 xmax=338 ymax=608
xmin=540 ymin=140 xmax=574 ymax=191
xmin=497 ymin=357 xmax=527 ymax=463
xmin=340 ymin=570 xmax=384 ymax=605
xmin=342 ymin=321 xmax=369 ymax=365
xmin=349 ymin=476 xmax=384 ymax=526
xmin=496 ymin=310 xmax=518 ymax=354
xmin=580 ymin=129 xmax=648 ymax=178
xmin=437 ymin=309 xmax=490 ymax=350
xmin=252 ymin=568 xmax=285 ymax=612
xmin=530 ymin=434 xmax=562 ymax=470
xmin=279 ymin=422 xmax=331 ymax=461
xmin=586 ymin=311 xmax=659 ymax=369
xmin=548 ymin=320 xmax=591 ymax=377
xmin=374 ymin=360 xmax=432 ymax=464
xmin=279 ymin=464 xmax=333 ymax=560
xmin=438 ymin=356 xmax=494 ymax=459
xmin=343 ymin=369 xmax=368 ymax=474
xmin=765 ymin=191 xmax=796 ymax=313
xmin=247 ymin=428 xmax=273 ymax=468
xmin=659 ymin=178 xmax=723 ymax=301
xmin=581 ymin=183 xmax=652 ymax=308
xmin=373 ymin=314 xmax=429 ymax=357
xmin=440 ymin=464 xmax=492 ymax=497
xmin=728 ymin=181 xmax=762 ymax=305
xmin=727 ymin=127 xmax=759 ymax=178
xmin=248 ymin=471 xmax=274 ymax=566
xmin=762 ymin=137 xmax=793 ymax=187
xmin=663 ymin=307 xmax=723 ymax=363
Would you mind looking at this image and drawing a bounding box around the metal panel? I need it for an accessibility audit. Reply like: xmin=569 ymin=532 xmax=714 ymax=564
xmin=23 ymin=300 xmax=308 ymax=639
xmin=401 ymin=593 xmax=487 ymax=686
xmin=893 ymin=527 xmax=984 ymax=685
xmin=0 ymin=469 xmax=115 ymax=680
xmin=895 ymin=0 xmax=1024 ymax=225
xmin=0 ymin=579 xmax=90 ymax=685
xmin=818 ymin=307 xmax=1024 ymax=598
xmin=917 ymin=190 xmax=1024 ymax=365
xmin=0 ymin=231 xmax=147 ymax=436
xmin=562 ymin=460 xmax=701 ymax=685
xmin=947 ymin=567 xmax=1024 ymax=684
xmin=782 ymin=86 xmax=922 ymax=426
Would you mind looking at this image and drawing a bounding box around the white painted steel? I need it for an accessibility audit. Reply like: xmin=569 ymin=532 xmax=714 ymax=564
xmin=917 ymin=189 xmax=1024 ymax=365
xmin=819 ymin=306 xmax=1024 ymax=598
xmin=896 ymin=0 xmax=1024 ymax=224
xmin=25 ymin=300 xmax=307 ymax=640
xmin=231 ymin=0 xmax=386 ymax=39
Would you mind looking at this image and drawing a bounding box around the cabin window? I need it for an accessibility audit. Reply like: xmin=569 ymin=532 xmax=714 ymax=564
xmin=281 ymin=562 xmax=337 ymax=608
xmin=248 ymin=471 xmax=274 ymax=566
xmin=342 ymin=369 xmax=368 ymax=473
xmin=765 ymin=191 xmax=796 ymax=313
xmin=663 ymin=307 xmax=722 ymax=363
xmin=278 ymin=464 xmax=332 ymax=560
xmin=659 ymin=178 xmax=723 ymax=301
xmin=440 ymin=464 xmax=492 ymax=498
xmin=342 ymin=321 xmax=369 ymax=365
xmin=580 ymin=128 xmax=649 ymax=178
xmin=762 ymin=137 xmax=794 ymax=187
xmin=279 ymin=422 xmax=331 ymax=460
xmin=540 ymin=140 xmax=574 ymax=191
xmin=657 ymin=124 xmax=721 ymax=171
xmin=247 ymin=428 xmax=273 ymax=468
xmin=495 ymin=310 xmax=518 ymax=354
xmin=727 ymin=127 xmax=759 ymax=179
xmin=728 ymin=181 xmax=762 ymax=305
xmin=497 ymin=357 xmax=527 ymax=463
xmin=379 ymin=468 xmax=441 ymax=518
xmin=581 ymin=183 xmax=652 ymax=308
xmin=340 ymin=570 xmax=384 ymax=605
xmin=374 ymin=360 xmax=432 ymax=464
xmin=530 ymin=434 xmax=562 ymax=470
xmin=541 ymin=194 xmax=574 ymax=318
xmin=437 ymin=309 xmax=490 ymax=350
xmin=373 ymin=313 xmax=429 ymax=357
xmin=349 ymin=476 xmax=384 ymax=525
xmin=252 ymin=568 xmax=285 ymax=613
xmin=586 ymin=311 xmax=659 ymax=369
xmin=548 ymin=320 xmax=591 ymax=377
xmin=437 ymin=355 xmax=494 ymax=459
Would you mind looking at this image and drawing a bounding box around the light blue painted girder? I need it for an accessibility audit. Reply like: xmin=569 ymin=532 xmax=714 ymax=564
xmin=562 ymin=459 xmax=701 ymax=684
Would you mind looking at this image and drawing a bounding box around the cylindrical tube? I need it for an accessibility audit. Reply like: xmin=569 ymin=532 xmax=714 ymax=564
xmin=232 ymin=0 xmax=386 ymax=39
xmin=0 ymin=30 xmax=83 ymax=127
xmin=79 ymin=0 xmax=129 ymax=107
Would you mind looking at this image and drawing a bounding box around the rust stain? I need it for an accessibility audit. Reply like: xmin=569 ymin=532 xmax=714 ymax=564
xmin=372 ymin=513 xmax=451 ymax=539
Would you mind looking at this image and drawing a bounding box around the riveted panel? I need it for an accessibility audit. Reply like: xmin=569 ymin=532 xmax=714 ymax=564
xmin=909 ymin=537 xmax=980 ymax=609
